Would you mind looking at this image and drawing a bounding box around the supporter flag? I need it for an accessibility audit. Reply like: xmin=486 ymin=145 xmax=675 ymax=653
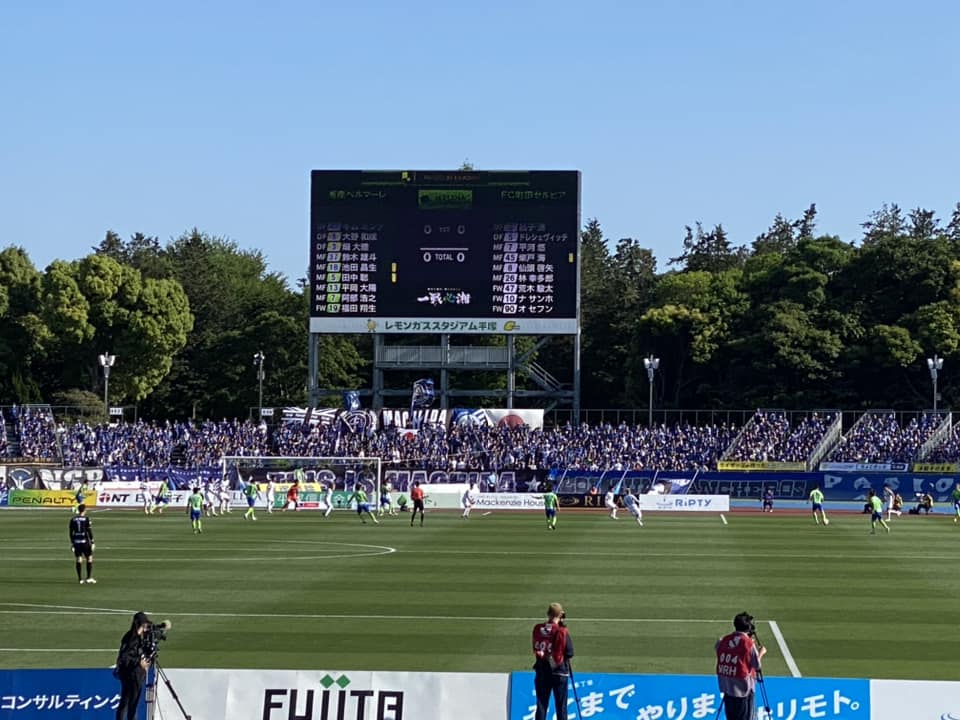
xmin=611 ymin=470 xmax=628 ymax=495
xmin=410 ymin=378 xmax=435 ymax=429
xmin=342 ymin=391 xmax=361 ymax=411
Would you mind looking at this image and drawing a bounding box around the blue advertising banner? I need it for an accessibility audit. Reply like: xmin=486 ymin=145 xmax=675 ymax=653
xmin=0 ymin=668 xmax=144 ymax=718
xmin=509 ymin=671 xmax=869 ymax=720
xmin=551 ymin=469 xmax=960 ymax=502
xmin=102 ymin=466 xmax=220 ymax=489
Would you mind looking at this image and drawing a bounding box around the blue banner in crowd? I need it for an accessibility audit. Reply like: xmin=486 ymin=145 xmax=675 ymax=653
xmin=509 ymin=672 xmax=869 ymax=720
xmin=0 ymin=668 xmax=144 ymax=718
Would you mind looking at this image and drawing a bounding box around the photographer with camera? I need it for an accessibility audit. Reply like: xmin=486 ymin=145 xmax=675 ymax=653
xmin=715 ymin=612 xmax=766 ymax=720
xmin=531 ymin=602 xmax=575 ymax=720
xmin=114 ymin=612 xmax=152 ymax=720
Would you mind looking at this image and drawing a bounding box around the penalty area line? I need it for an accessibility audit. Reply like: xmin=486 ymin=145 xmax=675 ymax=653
xmin=768 ymin=620 xmax=801 ymax=677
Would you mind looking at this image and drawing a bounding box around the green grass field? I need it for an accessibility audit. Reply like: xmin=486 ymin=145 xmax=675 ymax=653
xmin=1 ymin=506 xmax=958 ymax=680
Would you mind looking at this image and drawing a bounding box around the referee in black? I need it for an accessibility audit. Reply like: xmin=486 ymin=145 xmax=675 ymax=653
xmin=69 ymin=503 xmax=96 ymax=584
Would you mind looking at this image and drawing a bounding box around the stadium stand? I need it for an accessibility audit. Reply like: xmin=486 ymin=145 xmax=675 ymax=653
xmin=826 ymin=411 xmax=945 ymax=464
xmin=723 ymin=410 xmax=838 ymax=465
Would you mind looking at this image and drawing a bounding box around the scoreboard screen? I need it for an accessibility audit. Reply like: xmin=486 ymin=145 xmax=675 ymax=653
xmin=309 ymin=170 xmax=580 ymax=334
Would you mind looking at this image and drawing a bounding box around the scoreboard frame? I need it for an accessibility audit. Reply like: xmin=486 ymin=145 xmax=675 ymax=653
xmin=309 ymin=170 xmax=581 ymax=335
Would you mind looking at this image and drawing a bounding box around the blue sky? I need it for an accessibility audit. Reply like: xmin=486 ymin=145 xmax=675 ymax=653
xmin=1 ymin=1 xmax=957 ymax=284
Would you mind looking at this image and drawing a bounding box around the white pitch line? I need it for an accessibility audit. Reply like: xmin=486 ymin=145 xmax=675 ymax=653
xmin=769 ymin=620 xmax=801 ymax=677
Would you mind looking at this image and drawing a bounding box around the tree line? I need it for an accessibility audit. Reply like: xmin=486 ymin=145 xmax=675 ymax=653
xmin=2 ymin=201 xmax=960 ymax=419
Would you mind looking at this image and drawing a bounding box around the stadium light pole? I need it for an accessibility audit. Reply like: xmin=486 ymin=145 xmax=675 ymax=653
xmin=98 ymin=353 xmax=116 ymax=419
xmin=927 ymin=354 xmax=944 ymax=411
xmin=643 ymin=355 xmax=660 ymax=426
xmin=253 ymin=351 xmax=266 ymax=419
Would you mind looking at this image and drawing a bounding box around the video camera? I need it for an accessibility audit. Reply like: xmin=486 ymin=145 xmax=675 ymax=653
xmin=734 ymin=612 xmax=761 ymax=645
xmin=143 ymin=620 xmax=172 ymax=661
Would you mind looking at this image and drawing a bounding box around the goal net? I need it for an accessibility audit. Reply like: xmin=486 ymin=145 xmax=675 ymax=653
xmin=221 ymin=456 xmax=382 ymax=512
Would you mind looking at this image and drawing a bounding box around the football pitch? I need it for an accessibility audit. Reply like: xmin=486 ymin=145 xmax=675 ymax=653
xmin=1 ymin=506 xmax=958 ymax=681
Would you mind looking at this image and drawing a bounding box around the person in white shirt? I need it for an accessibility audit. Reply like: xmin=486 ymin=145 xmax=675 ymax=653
xmin=266 ymin=479 xmax=277 ymax=513
xmin=219 ymin=479 xmax=232 ymax=514
xmin=604 ymin=489 xmax=618 ymax=519
xmin=623 ymin=489 xmax=643 ymax=526
xmin=139 ymin=478 xmax=153 ymax=515
xmin=461 ymin=482 xmax=480 ymax=519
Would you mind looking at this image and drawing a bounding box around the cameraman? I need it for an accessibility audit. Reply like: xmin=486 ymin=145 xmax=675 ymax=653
xmin=114 ymin=611 xmax=152 ymax=720
xmin=715 ymin=612 xmax=766 ymax=720
xmin=531 ymin=602 xmax=574 ymax=720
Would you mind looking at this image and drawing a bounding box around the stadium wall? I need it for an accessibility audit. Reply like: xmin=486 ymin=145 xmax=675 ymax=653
xmin=2 ymin=668 xmax=957 ymax=719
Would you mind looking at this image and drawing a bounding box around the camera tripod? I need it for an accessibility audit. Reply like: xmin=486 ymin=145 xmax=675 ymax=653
xmin=145 ymin=659 xmax=192 ymax=720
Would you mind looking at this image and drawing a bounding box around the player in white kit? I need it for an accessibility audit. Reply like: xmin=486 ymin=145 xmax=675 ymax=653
xmin=622 ymin=489 xmax=643 ymax=526
xmin=266 ymin=479 xmax=276 ymax=513
xmin=461 ymin=482 xmax=480 ymax=519
xmin=604 ymin=488 xmax=618 ymax=519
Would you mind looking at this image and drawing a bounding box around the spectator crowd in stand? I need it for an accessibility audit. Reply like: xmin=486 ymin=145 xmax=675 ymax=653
xmin=726 ymin=411 xmax=836 ymax=463
xmin=5 ymin=407 xmax=960 ymax=470
xmin=825 ymin=412 xmax=943 ymax=465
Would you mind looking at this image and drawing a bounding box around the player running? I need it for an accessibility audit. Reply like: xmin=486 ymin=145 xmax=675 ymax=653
xmin=809 ymin=485 xmax=828 ymax=525
xmin=151 ymin=478 xmax=171 ymax=514
xmin=322 ymin=483 xmax=334 ymax=518
xmin=348 ymin=486 xmax=379 ymax=524
xmin=242 ymin=479 xmax=260 ymax=521
xmin=68 ymin=504 xmax=96 ymax=584
xmin=203 ymin=482 xmax=219 ymax=517
xmin=604 ymin=487 xmax=617 ymax=519
xmin=622 ymin=488 xmax=644 ymax=526
xmin=187 ymin=487 xmax=204 ymax=534
xmin=218 ymin=479 xmax=232 ymax=515
xmin=139 ymin=477 xmax=153 ymax=515
xmin=868 ymin=490 xmax=891 ymax=534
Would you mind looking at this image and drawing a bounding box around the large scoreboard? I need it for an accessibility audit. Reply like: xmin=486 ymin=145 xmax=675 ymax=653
xmin=309 ymin=170 xmax=580 ymax=334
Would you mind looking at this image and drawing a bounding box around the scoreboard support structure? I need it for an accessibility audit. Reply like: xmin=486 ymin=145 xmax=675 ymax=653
xmin=306 ymin=170 xmax=582 ymax=417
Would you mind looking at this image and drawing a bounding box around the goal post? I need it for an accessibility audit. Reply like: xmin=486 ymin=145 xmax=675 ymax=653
xmin=220 ymin=456 xmax=382 ymax=512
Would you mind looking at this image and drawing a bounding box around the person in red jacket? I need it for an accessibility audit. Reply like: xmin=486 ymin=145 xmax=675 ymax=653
xmin=410 ymin=481 xmax=426 ymax=526
xmin=715 ymin=612 xmax=766 ymax=720
xmin=531 ymin=602 xmax=574 ymax=720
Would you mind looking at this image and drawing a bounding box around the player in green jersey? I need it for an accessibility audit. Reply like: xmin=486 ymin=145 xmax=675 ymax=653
xmin=539 ymin=483 xmax=560 ymax=530
xmin=243 ymin=480 xmax=260 ymax=521
xmin=952 ymin=482 xmax=960 ymax=523
xmin=187 ymin=487 xmax=204 ymax=534
xmin=809 ymin=486 xmax=828 ymax=526
xmin=867 ymin=490 xmax=890 ymax=534
xmin=347 ymin=487 xmax=379 ymax=525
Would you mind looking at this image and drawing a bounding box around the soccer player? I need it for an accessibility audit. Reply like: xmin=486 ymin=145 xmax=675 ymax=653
xmin=73 ymin=480 xmax=90 ymax=515
xmin=762 ymin=487 xmax=774 ymax=513
xmin=348 ymin=486 xmax=379 ymax=524
xmin=151 ymin=478 xmax=171 ymax=514
xmin=622 ymin=488 xmax=643 ymax=526
xmin=868 ymin=489 xmax=890 ymax=534
xmin=68 ymin=504 xmax=96 ymax=584
xmin=541 ymin=482 xmax=559 ymax=530
xmin=242 ymin=479 xmax=260 ymax=521
xmin=604 ymin=487 xmax=617 ymax=520
xmin=187 ymin=487 xmax=204 ymax=534
xmin=952 ymin=482 xmax=960 ymax=523
xmin=203 ymin=482 xmax=218 ymax=517
xmin=283 ymin=479 xmax=300 ymax=512
xmin=461 ymin=482 xmax=480 ymax=519
xmin=809 ymin=485 xmax=828 ymax=525
xmin=323 ymin=483 xmax=334 ymax=518
xmin=378 ymin=486 xmax=394 ymax=517
xmin=883 ymin=484 xmax=901 ymax=521
xmin=218 ymin=478 xmax=232 ymax=515
xmin=139 ymin=477 xmax=153 ymax=515
xmin=266 ymin=478 xmax=277 ymax=513
xmin=410 ymin=481 xmax=426 ymax=526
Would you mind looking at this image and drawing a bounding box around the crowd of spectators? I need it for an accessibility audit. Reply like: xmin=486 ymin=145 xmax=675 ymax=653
xmin=12 ymin=408 xmax=960 ymax=470
xmin=920 ymin=424 xmax=960 ymax=464
xmin=726 ymin=411 xmax=836 ymax=464
xmin=826 ymin=412 xmax=943 ymax=464
xmin=15 ymin=406 xmax=59 ymax=461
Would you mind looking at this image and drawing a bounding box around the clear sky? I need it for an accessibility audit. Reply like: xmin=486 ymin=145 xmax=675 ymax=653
xmin=2 ymin=1 xmax=957 ymax=284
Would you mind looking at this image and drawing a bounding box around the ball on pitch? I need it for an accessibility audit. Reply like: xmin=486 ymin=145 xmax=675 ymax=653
xmin=824 ymin=518 xmax=830 ymax=525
